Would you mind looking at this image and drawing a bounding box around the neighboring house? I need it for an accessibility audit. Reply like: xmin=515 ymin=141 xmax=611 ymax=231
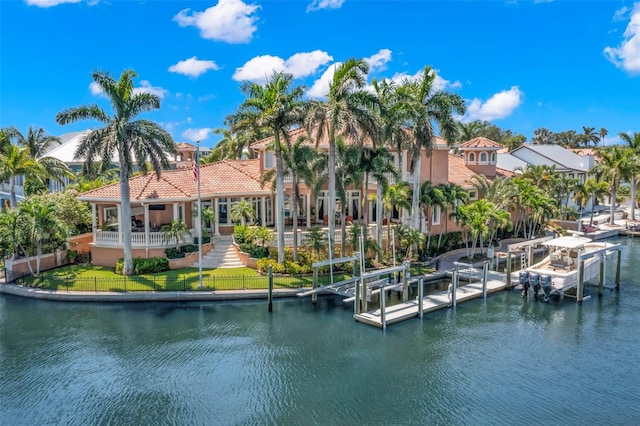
xmin=0 ymin=130 xmax=210 ymax=207
xmin=497 ymin=143 xmax=596 ymax=210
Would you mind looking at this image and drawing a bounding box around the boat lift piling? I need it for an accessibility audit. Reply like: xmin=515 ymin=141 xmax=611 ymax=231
xmin=482 ymin=261 xmax=489 ymax=299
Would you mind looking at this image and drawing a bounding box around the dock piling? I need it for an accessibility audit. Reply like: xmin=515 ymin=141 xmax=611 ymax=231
xmin=577 ymin=259 xmax=585 ymax=303
xmin=267 ymin=265 xmax=273 ymax=312
xmin=452 ymin=269 xmax=458 ymax=309
xmin=402 ymin=261 xmax=409 ymax=302
xmin=506 ymin=251 xmax=512 ymax=287
xmin=615 ymin=250 xmax=621 ymax=290
xmin=482 ymin=261 xmax=488 ymax=299
xmin=598 ymin=254 xmax=605 ymax=298
xmin=418 ymin=277 xmax=424 ymax=320
xmin=380 ymin=284 xmax=386 ymax=330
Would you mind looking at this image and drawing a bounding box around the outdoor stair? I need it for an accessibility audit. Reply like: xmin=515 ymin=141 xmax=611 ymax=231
xmin=192 ymin=236 xmax=244 ymax=269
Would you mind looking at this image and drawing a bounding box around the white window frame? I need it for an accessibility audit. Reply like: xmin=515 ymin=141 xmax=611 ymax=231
xmin=480 ymin=152 xmax=488 ymax=163
xmin=432 ymin=204 xmax=441 ymax=225
xmin=468 ymin=190 xmax=478 ymax=200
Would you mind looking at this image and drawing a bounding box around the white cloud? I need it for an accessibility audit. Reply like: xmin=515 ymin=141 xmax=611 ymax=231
xmin=169 ymin=56 xmax=220 ymax=78
xmin=464 ymin=86 xmax=523 ymax=121
xmin=604 ymin=2 xmax=640 ymax=73
xmin=91 ymin=80 xmax=168 ymax=98
xmin=613 ymin=6 xmax=630 ymax=21
xmin=365 ymin=49 xmax=392 ymax=72
xmin=182 ymin=128 xmax=213 ymax=142
xmin=133 ymin=81 xmax=168 ymax=98
xmin=233 ymin=50 xmax=332 ymax=83
xmin=173 ymin=0 xmax=259 ymax=44
xmin=198 ymin=94 xmax=217 ymax=102
xmin=25 ymin=0 xmax=80 ymax=7
xmin=386 ymin=69 xmax=461 ymax=91
xmin=307 ymin=63 xmax=340 ymax=98
xmin=307 ymin=0 xmax=344 ymax=12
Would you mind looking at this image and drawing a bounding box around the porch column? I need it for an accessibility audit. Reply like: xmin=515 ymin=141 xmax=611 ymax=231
xmin=91 ymin=203 xmax=97 ymax=243
xmin=173 ymin=203 xmax=179 ymax=221
xmin=117 ymin=204 xmax=123 ymax=244
xmin=261 ymin=197 xmax=267 ymax=227
xmin=306 ymin=193 xmax=311 ymax=229
xmin=214 ymin=198 xmax=220 ymax=236
xmin=143 ymin=204 xmax=150 ymax=247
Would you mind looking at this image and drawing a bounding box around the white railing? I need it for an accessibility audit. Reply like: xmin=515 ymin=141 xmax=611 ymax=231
xmin=272 ymin=224 xmax=389 ymax=248
xmin=95 ymin=229 xmax=195 ymax=247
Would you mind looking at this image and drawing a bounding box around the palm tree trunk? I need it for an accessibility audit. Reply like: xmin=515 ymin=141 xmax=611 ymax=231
xmin=292 ymin=179 xmax=299 ymax=262
xmin=362 ymin=174 xmax=369 ymax=227
xmin=328 ymin=134 xmax=336 ymax=262
xmin=610 ymin=185 xmax=617 ymax=225
xmin=376 ymin=185 xmax=383 ymax=262
xmin=9 ymin=176 xmax=17 ymax=209
xmin=631 ymin=176 xmax=637 ymax=221
xmin=411 ymin=154 xmax=421 ymax=230
xmin=589 ymin=194 xmax=596 ymax=226
xmin=274 ymin=136 xmax=286 ymax=264
xmin=120 ymin=167 xmax=134 ymax=276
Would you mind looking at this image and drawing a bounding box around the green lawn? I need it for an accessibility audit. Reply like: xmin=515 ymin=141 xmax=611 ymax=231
xmin=21 ymin=265 xmax=349 ymax=293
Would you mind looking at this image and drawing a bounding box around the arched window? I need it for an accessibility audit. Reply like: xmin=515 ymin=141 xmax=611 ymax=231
xmin=491 ymin=152 xmax=496 ymax=162
xmin=480 ymin=152 xmax=488 ymax=162
xmin=468 ymin=152 xmax=475 ymax=162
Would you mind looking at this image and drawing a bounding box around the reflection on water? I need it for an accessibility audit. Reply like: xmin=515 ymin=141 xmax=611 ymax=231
xmin=1 ymin=236 xmax=639 ymax=425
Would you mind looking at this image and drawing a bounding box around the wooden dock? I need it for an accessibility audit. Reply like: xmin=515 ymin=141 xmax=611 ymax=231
xmin=354 ymin=271 xmax=507 ymax=329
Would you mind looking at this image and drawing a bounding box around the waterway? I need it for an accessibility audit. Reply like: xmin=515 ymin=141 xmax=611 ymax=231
xmin=1 ymin=236 xmax=639 ymax=425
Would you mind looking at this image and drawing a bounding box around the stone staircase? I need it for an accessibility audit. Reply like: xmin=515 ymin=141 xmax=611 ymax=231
xmin=192 ymin=236 xmax=244 ymax=269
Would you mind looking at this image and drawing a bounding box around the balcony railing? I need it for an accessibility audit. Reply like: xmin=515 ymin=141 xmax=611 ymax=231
xmin=272 ymin=224 xmax=388 ymax=247
xmin=95 ymin=229 xmax=195 ymax=247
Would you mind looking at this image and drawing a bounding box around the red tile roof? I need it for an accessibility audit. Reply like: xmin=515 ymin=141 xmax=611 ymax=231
xmin=447 ymin=154 xmax=477 ymax=188
xmin=78 ymin=159 xmax=269 ymax=201
xmin=459 ymin=137 xmax=503 ymax=149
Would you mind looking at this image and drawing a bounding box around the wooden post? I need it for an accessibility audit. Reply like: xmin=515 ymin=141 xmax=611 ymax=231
xmin=598 ymin=254 xmax=605 ymax=298
xmin=506 ymin=251 xmax=512 ymax=288
xmin=312 ymin=267 xmax=318 ymax=304
xmin=380 ymin=283 xmax=386 ymax=330
xmin=528 ymin=244 xmax=534 ymax=268
xmin=402 ymin=261 xmax=409 ymax=302
xmin=482 ymin=260 xmax=488 ymax=299
xmin=577 ymin=259 xmax=585 ymax=303
xmin=452 ymin=269 xmax=458 ymax=308
xmin=418 ymin=277 xmax=424 ymax=320
xmin=354 ymin=277 xmax=361 ymax=316
xmin=615 ymin=250 xmax=621 ymax=290
xmin=267 ymin=265 xmax=273 ymax=312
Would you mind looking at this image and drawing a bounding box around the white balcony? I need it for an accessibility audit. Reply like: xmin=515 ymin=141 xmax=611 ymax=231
xmin=94 ymin=229 xmax=196 ymax=247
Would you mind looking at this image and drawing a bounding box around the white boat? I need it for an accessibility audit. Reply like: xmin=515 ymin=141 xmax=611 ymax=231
xmin=519 ymin=236 xmax=617 ymax=301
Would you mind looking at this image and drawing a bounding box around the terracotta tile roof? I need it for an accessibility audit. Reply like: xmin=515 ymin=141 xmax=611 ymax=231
xmin=176 ymin=142 xmax=196 ymax=151
xmin=459 ymin=137 xmax=504 ymax=149
xmin=570 ymin=148 xmax=597 ymax=157
xmin=447 ymin=154 xmax=477 ymax=188
xmin=78 ymin=159 xmax=269 ymax=201
xmin=496 ymin=167 xmax=516 ymax=178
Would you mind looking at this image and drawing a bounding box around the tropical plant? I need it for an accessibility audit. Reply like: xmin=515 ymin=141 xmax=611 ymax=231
xmin=457 ymin=199 xmax=509 ymax=259
xmin=161 ymin=220 xmax=191 ymax=251
xmin=620 ymin=132 xmax=640 ymax=220
xmin=226 ymin=71 xmax=305 ymax=263
xmin=383 ymin=181 xmax=412 ymax=251
xmin=56 ymin=69 xmax=176 ymax=275
xmin=397 ymin=66 xmax=465 ymax=230
xmin=593 ymin=146 xmax=633 ymax=225
xmin=18 ymin=197 xmax=67 ymax=275
xmin=0 ymin=129 xmax=45 ymax=209
xmin=396 ymin=225 xmax=425 ymax=261
xmin=304 ymin=226 xmax=328 ymax=257
xmin=230 ymin=199 xmax=257 ymax=226
xmin=305 ymin=58 xmax=378 ymax=264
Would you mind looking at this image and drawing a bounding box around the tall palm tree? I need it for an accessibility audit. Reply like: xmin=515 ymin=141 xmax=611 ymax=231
xmin=593 ymin=146 xmax=633 ymax=225
xmin=7 ymin=126 xmax=73 ymax=196
xmin=438 ymin=183 xmax=467 ymax=249
xmin=226 ymin=71 xmax=305 ymax=263
xmin=456 ymin=120 xmax=485 ymax=142
xmin=398 ymin=66 xmax=465 ymax=230
xmin=581 ymin=126 xmax=600 ymax=147
xmin=56 ymin=69 xmax=176 ymax=276
xmin=305 ymin=58 xmax=378 ymax=261
xmin=619 ymin=132 xmax=640 ymax=220
xmin=599 ymin=128 xmax=608 ymax=147
xmin=0 ymin=140 xmax=45 ymax=209
xmin=261 ymin=136 xmax=318 ymax=260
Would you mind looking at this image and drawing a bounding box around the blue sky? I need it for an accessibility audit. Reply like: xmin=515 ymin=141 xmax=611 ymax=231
xmin=1 ymin=0 xmax=639 ymax=148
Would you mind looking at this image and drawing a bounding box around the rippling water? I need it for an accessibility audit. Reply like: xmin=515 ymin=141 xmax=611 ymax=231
xmin=2 ymin=236 xmax=640 ymax=425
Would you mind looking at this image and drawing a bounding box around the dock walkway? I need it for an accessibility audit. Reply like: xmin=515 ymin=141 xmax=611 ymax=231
xmin=354 ymin=270 xmax=507 ymax=328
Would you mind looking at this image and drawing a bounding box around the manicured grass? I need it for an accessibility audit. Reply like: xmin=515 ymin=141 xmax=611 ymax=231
xmin=21 ymin=264 xmax=350 ymax=292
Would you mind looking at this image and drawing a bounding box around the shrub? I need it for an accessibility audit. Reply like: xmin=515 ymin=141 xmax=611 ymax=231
xmin=116 ymin=257 xmax=169 ymax=275
xmin=256 ymin=258 xmax=285 ymax=274
xmin=180 ymin=244 xmax=198 ymax=254
xmin=165 ymin=248 xmax=185 ymax=259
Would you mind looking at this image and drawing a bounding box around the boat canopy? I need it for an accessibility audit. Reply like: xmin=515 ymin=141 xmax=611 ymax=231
xmin=544 ymin=236 xmax=591 ymax=249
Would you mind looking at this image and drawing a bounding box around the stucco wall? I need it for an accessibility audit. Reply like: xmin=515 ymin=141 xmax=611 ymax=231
xmin=68 ymin=233 xmax=93 ymax=254
xmin=5 ymin=250 xmax=67 ymax=276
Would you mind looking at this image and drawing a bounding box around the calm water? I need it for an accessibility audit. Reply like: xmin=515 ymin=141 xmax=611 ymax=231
xmin=1 ymin=236 xmax=639 ymax=426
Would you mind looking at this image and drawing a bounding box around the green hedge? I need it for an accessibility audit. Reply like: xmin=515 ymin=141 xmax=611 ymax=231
xmin=116 ymin=257 xmax=169 ymax=275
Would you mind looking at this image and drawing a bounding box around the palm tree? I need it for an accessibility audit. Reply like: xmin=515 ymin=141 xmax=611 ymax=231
xmin=305 ymin=58 xmax=378 ymax=262
xmin=383 ymin=181 xmax=412 ymax=252
xmin=19 ymin=197 xmax=67 ymax=275
xmin=7 ymin=126 xmax=73 ymax=196
xmin=438 ymin=183 xmax=467 ymax=249
xmin=457 ymin=120 xmax=485 ymax=142
xmin=56 ymin=69 xmax=176 ymax=276
xmin=226 ymin=71 xmax=305 ymax=264
xmin=397 ymin=66 xmax=465 ymax=230
xmin=593 ymin=146 xmax=633 ymax=225
xmin=619 ymin=132 xmax=640 ymax=220
xmin=581 ymin=126 xmax=600 ymax=147
xmin=599 ymin=128 xmax=609 ymax=147
xmin=230 ymin=199 xmax=257 ymax=226
xmin=458 ymin=199 xmax=510 ymax=259
xmin=0 ymin=139 xmax=45 ymax=209
xmin=161 ymin=220 xmax=191 ymax=251
xmin=304 ymin=226 xmax=328 ymax=258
